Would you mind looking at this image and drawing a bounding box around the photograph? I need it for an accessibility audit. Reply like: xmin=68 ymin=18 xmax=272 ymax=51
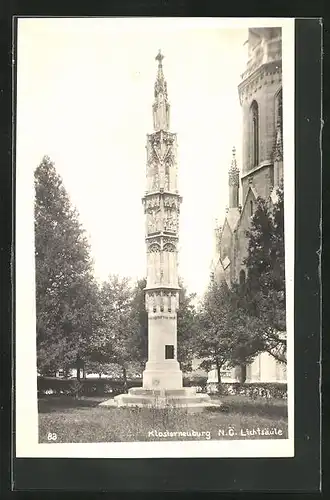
xmin=15 ymin=17 xmax=295 ymax=458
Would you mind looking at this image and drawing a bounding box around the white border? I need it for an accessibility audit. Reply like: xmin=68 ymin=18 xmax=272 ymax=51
xmin=15 ymin=17 xmax=295 ymax=458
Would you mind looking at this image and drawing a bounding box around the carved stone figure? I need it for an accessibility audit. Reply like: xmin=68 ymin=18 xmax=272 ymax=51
xmin=146 ymin=196 xmax=160 ymax=211
xmin=164 ymin=173 xmax=169 ymax=191
xmin=148 ymin=209 xmax=161 ymax=234
xmin=170 ymin=293 xmax=176 ymax=312
xmin=156 ymin=292 xmax=161 ymax=311
xmin=163 ymin=292 xmax=170 ymax=311
xmin=163 ymin=195 xmax=178 ymax=209
xmin=148 ymin=213 xmax=156 ymax=233
xmin=175 ymin=292 xmax=179 ymax=311
xmin=164 ymin=211 xmax=177 ymax=232
xmin=147 ymin=293 xmax=155 ymax=313
xmin=152 ymin=171 xmax=159 ymax=191
xmin=155 ymin=210 xmax=162 ymax=231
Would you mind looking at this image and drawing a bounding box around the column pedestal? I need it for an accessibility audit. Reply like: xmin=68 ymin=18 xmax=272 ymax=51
xmin=142 ymin=360 xmax=183 ymax=390
xmin=100 ymin=386 xmax=221 ymax=413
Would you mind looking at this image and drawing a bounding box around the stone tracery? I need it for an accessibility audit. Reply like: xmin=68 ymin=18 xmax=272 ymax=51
xmin=163 ymin=242 xmax=176 ymax=252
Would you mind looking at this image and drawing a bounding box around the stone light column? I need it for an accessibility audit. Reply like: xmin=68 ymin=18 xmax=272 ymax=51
xmin=104 ymin=51 xmax=219 ymax=410
xmin=142 ymin=50 xmax=183 ymax=390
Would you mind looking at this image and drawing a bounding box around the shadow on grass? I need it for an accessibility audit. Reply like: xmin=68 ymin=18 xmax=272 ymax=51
xmin=38 ymin=396 xmax=109 ymax=413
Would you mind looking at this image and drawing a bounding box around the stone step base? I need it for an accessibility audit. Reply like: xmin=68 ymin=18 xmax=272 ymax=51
xmin=99 ymin=389 xmax=222 ymax=413
xmin=128 ymin=387 xmax=197 ymax=397
xmin=115 ymin=395 xmax=210 ymax=406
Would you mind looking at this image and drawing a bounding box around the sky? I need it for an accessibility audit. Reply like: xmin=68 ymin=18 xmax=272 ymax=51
xmin=17 ymin=18 xmax=248 ymax=297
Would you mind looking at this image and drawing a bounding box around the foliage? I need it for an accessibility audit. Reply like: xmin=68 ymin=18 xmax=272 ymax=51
xmin=177 ymin=279 xmax=199 ymax=372
xmin=183 ymin=375 xmax=208 ymax=393
xmin=243 ymin=183 xmax=286 ymax=363
xmin=195 ymin=280 xmax=263 ymax=393
xmin=130 ymin=278 xmax=148 ymax=366
xmin=37 ymin=376 xmax=142 ymax=397
xmin=35 ymin=156 xmax=101 ymax=377
xmin=88 ymin=274 xmax=142 ymax=390
xmin=207 ymin=382 xmax=287 ymax=400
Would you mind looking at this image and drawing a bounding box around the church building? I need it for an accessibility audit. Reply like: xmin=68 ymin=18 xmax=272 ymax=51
xmin=209 ymin=27 xmax=286 ymax=385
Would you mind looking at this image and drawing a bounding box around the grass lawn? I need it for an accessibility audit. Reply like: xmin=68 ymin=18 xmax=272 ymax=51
xmin=38 ymin=394 xmax=288 ymax=443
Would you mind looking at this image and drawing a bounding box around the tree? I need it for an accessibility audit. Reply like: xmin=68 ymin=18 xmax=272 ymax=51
xmin=90 ymin=275 xmax=140 ymax=391
xmin=195 ymin=281 xmax=262 ymax=393
xmin=243 ymin=183 xmax=286 ymax=363
xmin=177 ymin=279 xmax=199 ymax=373
xmin=131 ymin=278 xmax=148 ymax=367
xmin=244 ymin=197 xmax=274 ymax=290
xmin=35 ymin=156 xmax=100 ymax=377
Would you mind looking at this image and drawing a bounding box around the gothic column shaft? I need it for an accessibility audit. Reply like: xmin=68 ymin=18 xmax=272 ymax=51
xmin=141 ymin=51 xmax=183 ymax=390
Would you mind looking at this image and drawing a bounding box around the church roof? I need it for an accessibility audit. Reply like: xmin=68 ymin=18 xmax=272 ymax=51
xmin=249 ymin=185 xmax=259 ymax=200
xmin=225 ymin=207 xmax=241 ymax=232
xmin=214 ymin=257 xmax=231 ymax=287
xmin=241 ymin=184 xmax=259 ymax=213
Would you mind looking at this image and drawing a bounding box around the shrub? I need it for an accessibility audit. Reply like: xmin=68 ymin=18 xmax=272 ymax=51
xmin=37 ymin=376 xmax=143 ymax=398
xmin=38 ymin=377 xmax=286 ymax=400
xmin=183 ymin=375 xmax=208 ymax=393
xmin=207 ymin=381 xmax=287 ymax=399
xmin=70 ymin=380 xmax=84 ymax=398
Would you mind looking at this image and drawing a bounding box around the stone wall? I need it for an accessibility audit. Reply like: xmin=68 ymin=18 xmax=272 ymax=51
xmin=240 ymin=65 xmax=282 ymax=175
xmin=207 ymin=352 xmax=287 ymax=385
xmin=219 ymin=219 xmax=232 ymax=262
xmin=246 ymin=352 xmax=287 ymax=382
xmin=232 ymin=189 xmax=256 ymax=282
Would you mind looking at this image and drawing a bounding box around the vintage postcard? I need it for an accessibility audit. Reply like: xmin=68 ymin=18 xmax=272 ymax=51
xmin=15 ymin=17 xmax=295 ymax=458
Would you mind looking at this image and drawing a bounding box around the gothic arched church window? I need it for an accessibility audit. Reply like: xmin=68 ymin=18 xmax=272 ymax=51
xmin=250 ymin=200 xmax=254 ymax=216
xmin=239 ymin=269 xmax=246 ymax=286
xmin=250 ymin=100 xmax=259 ymax=168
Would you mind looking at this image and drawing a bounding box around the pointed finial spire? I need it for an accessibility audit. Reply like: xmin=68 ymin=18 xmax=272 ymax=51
xmin=152 ymin=50 xmax=170 ymax=131
xmin=155 ymin=49 xmax=164 ymax=66
xmin=229 ymin=146 xmax=238 ymax=171
xmin=228 ymin=145 xmax=239 ymax=187
xmin=273 ymin=120 xmax=283 ymax=162
xmin=154 ymin=49 xmax=168 ymax=100
xmin=231 ymin=146 xmax=238 ymax=168
xmin=228 ymin=145 xmax=240 ymax=208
